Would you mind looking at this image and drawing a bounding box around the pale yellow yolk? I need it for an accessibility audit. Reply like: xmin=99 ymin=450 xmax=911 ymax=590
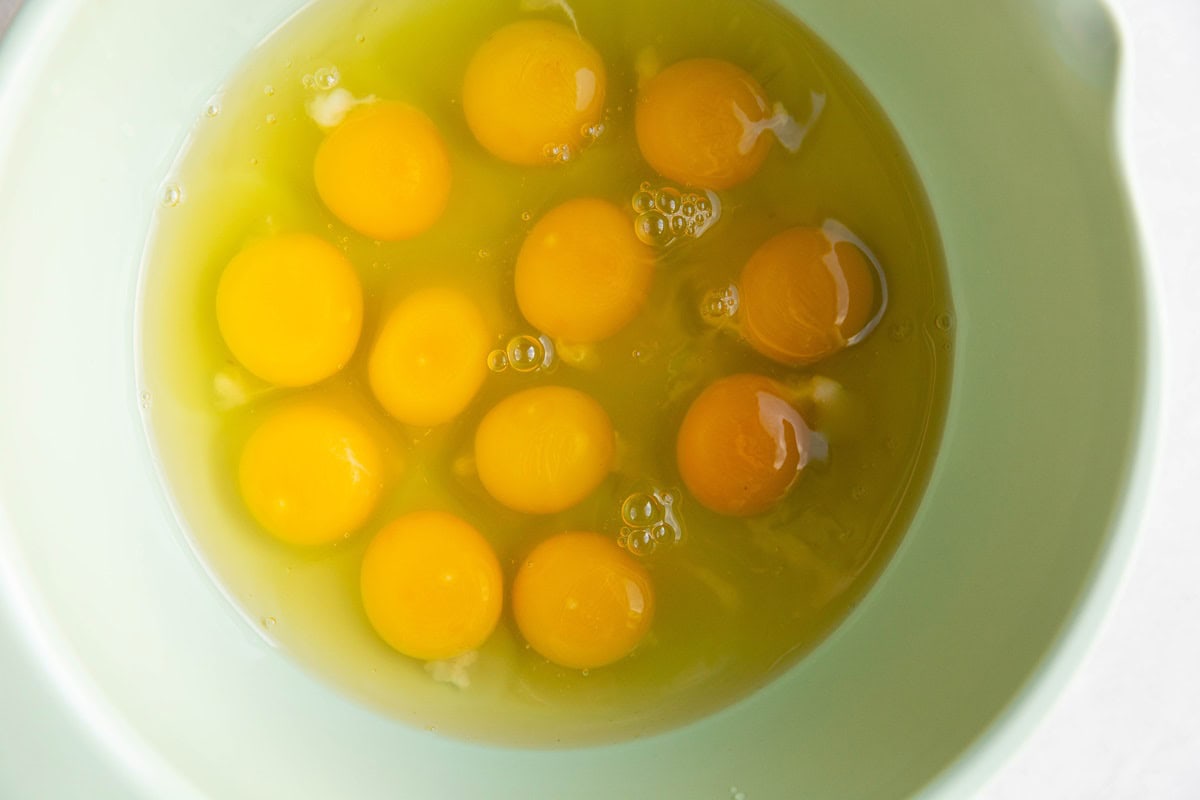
xmin=513 ymin=531 xmax=654 ymax=670
xmin=515 ymin=197 xmax=655 ymax=343
xmin=635 ymin=58 xmax=772 ymax=190
xmin=360 ymin=511 xmax=503 ymax=661
xmin=238 ymin=401 xmax=386 ymax=545
xmin=463 ymin=20 xmax=606 ymax=165
xmin=216 ymin=233 xmax=362 ymax=388
xmin=368 ymin=287 xmax=491 ymax=427
xmin=474 ymin=386 xmax=614 ymax=514
xmin=676 ymin=373 xmax=811 ymax=516
xmin=313 ymin=101 xmax=452 ymax=241
xmin=738 ymin=226 xmax=876 ymax=366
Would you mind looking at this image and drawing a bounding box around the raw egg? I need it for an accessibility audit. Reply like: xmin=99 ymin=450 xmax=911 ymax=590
xmin=238 ymin=401 xmax=386 ymax=545
xmin=216 ymin=233 xmax=362 ymax=388
xmin=474 ymin=386 xmax=614 ymax=514
xmin=636 ymin=58 xmax=772 ymax=190
xmin=462 ymin=20 xmax=606 ymax=165
xmin=360 ymin=511 xmax=502 ymax=661
xmin=313 ymin=100 xmax=451 ymax=240
xmin=738 ymin=225 xmax=878 ymax=366
xmin=676 ymin=373 xmax=811 ymax=516
xmin=515 ymin=197 xmax=655 ymax=343
xmin=368 ymin=287 xmax=490 ymax=427
xmin=513 ymin=531 xmax=654 ymax=670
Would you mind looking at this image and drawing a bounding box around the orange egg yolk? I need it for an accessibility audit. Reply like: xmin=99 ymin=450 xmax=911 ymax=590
xmin=676 ymin=373 xmax=811 ymax=516
xmin=513 ymin=531 xmax=654 ymax=670
xmin=216 ymin=233 xmax=362 ymax=388
xmin=463 ymin=20 xmax=606 ymax=166
xmin=635 ymin=58 xmax=772 ymax=190
xmin=474 ymin=386 xmax=614 ymax=514
xmin=313 ymin=101 xmax=452 ymax=241
xmin=360 ymin=511 xmax=503 ymax=661
xmin=238 ymin=401 xmax=386 ymax=545
xmin=515 ymin=197 xmax=655 ymax=343
xmin=368 ymin=287 xmax=491 ymax=427
xmin=738 ymin=225 xmax=877 ymax=366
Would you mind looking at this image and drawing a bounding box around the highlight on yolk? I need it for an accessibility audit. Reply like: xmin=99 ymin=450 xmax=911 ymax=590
xmin=513 ymin=531 xmax=654 ymax=670
xmin=462 ymin=20 xmax=606 ymax=165
xmin=216 ymin=233 xmax=363 ymax=387
xmin=360 ymin=511 xmax=502 ymax=661
xmin=515 ymin=197 xmax=655 ymax=343
xmin=313 ymin=100 xmax=452 ymax=240
xmin=474 ymin=386 xmax=614 ymax=514
xmin=238 ymin=401 xmax=386 ymax=546
xmin=368 ymin=287 xmax=490 ymax=427
xmin=738 ymin=225 xmax=878 ymax=366
xmin=676 ymin=373 xmax=811 ymax=516
xmin=636 ymin=58 xmax=772 ymax=190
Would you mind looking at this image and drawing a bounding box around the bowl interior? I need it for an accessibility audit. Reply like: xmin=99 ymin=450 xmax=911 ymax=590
xmin=0 ymin=0 xmax=1148 ymax=797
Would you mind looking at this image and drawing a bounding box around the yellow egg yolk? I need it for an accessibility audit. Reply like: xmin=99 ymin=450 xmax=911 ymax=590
xmin=738 ymin=225 xmax=877 ymax=366
xmin=515 ymin=197 xmax=655 ymax=343
xmin=676 ymin=374 xmax=811 ymax=516
xmin=463 ymin=20 xmax=606 ymax=166
xmin=360 ymin=511 xmax=502 ymax=661
xmin=636 ymin=58 xmax=773 ymax=190
xmin=238 ymin=401 xmax=386 ymax=545
xmin=368 ymin=287 xmax=490 ymax=427
xmin=313 ymin=101 xmax=452 ymax=241
xmin=513 ymin=531 xmax=654 ymax=670
xmin=216 ymin=233 xmax=362 ymax=388
xmin=474 ymin=386 xmax=614 ymax=514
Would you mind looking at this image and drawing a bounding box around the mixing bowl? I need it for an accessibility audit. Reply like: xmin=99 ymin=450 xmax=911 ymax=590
xmin=0 ymin=0 xmax=1154 ymax=796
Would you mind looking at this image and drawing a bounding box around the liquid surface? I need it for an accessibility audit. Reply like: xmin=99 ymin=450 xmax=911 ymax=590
xmin=139 ymin=0 xmax=953 ymax=745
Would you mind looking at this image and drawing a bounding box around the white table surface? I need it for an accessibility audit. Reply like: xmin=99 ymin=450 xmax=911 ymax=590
xmin=1 ymin=0 xmax=1198 ymax=797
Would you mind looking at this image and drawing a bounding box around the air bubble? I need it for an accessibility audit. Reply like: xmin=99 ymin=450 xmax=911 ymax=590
xmin=935 ymin=312 xmax=953 ymax=331
xmin=204 ymin=102 xmax=221 ymax=118
xmin=356 ymin=33 xmax=367 ymax=44
xmin=262 ymin=616 xmax=277 ymax=629
xmin=487 ymin=351 xmax=509 ymax=372
xmin=621 ymin=493 xmax=663 ymax=527
xmin=314 ymin=66 xmax=340 ymax=90
xmin=520 ymin=210 xmax=532 ymax=222
xmin=632 ymin=190 xmax=656 ymax=214
xmin=477 ymin=248 xmax=490 ymax=260
xmin=160 ymin=184 xmax=183 ymax=208
xmin=263 ymin=84 xmax=275 ymax=96
xmin=655 ymin=187 xmax=681 ymax=215
xmin=265 ymin=113 xmax=278 ymax=125
xmin=669 ymin=216 xmax=687 ymax=236
xmin=634 ymin=211 xmax=670 ymax=246
xmin=139 ymin=391 xmax=152 ymax=409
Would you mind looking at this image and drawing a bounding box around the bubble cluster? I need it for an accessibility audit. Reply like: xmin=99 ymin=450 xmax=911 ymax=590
xmin=302 ymin=65 xmax=341 ymax=91
xmin=700 ymin=284 xmax=740 ymax=325
xmin=631 ymin=182 xmax=720 ymax=247
xmin=542 ymin=143 xmax=574 ymax=164
xmin=488 ymin=334 xmax=555 ymax=374
xmin=618 ymin=486 xmax=685 ymax=556
xmin=580 ymin=122 xmax=606 ymax=141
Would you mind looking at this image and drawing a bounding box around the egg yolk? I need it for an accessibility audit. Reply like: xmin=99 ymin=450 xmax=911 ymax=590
xmin=676 ymin=374 xmax=811 ymax=516
xmin=636 ymin=58 xmax=773 ymax=190
xmin=462 ymin=20 xmax=606 ymax=166
xmin=515 ymin=198 xmax=655 ymax=343
xmin=360 ymin=511 xmax=502 ymax=661
xmin=313 ymin=101 xmax=452 ymax=241
xmin=738 ymin=226 xmax=877 ymax=366
xmin=475 ymin=386 xmax=614 ymax=514
xmin=238 ymin=401 xmax=386 ymax=545
xmin=513 ymin=531 xmax=654 ymax=670
xmin=368 ymin=287 xmax=490 ymax=427
xmin=216 ymin=233 xmax=362 ymax=388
